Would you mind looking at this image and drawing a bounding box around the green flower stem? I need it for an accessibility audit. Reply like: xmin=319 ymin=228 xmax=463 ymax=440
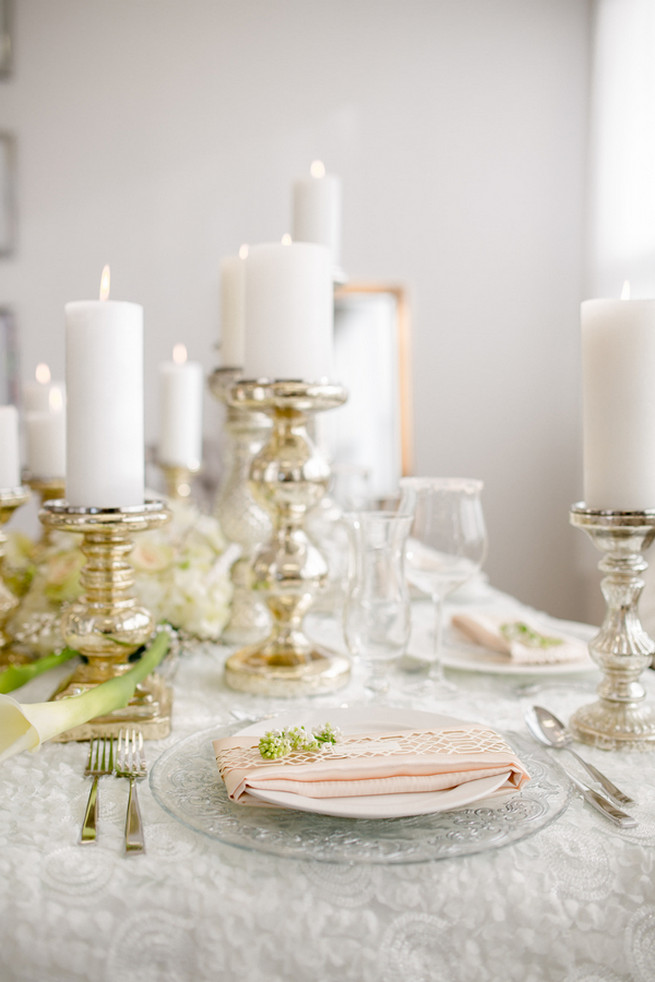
xmin=0 ymin=648 xmax=78 ymax=694
xmin=0 ymin=628 xmax=171 ymax=762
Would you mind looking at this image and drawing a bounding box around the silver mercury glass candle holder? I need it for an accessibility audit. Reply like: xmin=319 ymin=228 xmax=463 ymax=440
xmin=223 ymin=379 xmax=351 ymax=696
xmin=39 ymin=498 xmax=173 ymax=741
xmin=159 ymin=462 xmax=200 ymax=502
xmin=569 ymin=503 xmax=655 ymax=750
xmin=209 ymin=367 xmax=272 ymax=644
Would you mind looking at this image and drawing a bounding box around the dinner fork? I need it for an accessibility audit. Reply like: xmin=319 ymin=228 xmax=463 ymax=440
xmin=115 ymin=729 xmax=147 ymax=855
xmin=80 ymin=736 xmax=114 ymax=844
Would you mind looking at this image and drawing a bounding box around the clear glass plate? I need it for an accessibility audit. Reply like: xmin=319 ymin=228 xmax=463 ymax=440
xmin=149 ymin=723 xmax=571 ymax=865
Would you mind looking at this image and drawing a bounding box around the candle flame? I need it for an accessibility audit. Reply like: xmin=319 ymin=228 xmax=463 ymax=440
xmin=99 ymin=265 xmax=111 ymax=301
xmin=238 ymin=243 xmax=249 ymax=260
xmin=35 ymin=363 xmax=51 ymax=385
xmin=310 ymin=160 xmax=326 ymax=179
xmin=621 ymin=280 xmax=631 ymax=300
xmin=49 ymin=388 xmax=64 ymax=413
xmin=173 ymin=343 xmax=187 ymax=365
xmin=281 ymin=233 xmax=292 ymax=246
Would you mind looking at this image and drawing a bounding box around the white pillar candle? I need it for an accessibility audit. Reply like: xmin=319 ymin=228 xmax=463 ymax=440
xmin=219 ymin=248 xmax=247 ymax=368
xmin=23 ymin=363 xmax=65 ymax=413
xmin=158 ymin=344 xmax=203 ymax=469
xmin=26 ymin=412 xmax=66 ymax=479
xmin=582 ymin=297 xmax=655 ymax=510
xmin=243 ymin=241 xmax=333 ymax=382
xmin=292 ymin=162 xmax=342 ymax=272
xmin=0 ymin=404 xmax=20 ymax=488
xmin=65 ymin=298 xmax=144 ymax=508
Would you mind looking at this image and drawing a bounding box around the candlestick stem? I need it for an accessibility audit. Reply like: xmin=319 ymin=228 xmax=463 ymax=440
xmin=223 ymin=380 xmax=350 ymax=696
xmin=569 ymin=504 xmax=655 ymax=750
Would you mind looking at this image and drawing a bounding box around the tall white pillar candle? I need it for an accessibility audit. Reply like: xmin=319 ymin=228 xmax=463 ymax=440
xmin=292 ymin=162 xmax=342 ymax=272
xmin=582 ymin=297 xmax=655 ymax=510
xmin=65 ymin=300 xmax=144 ymax=508
xmin=219 ymin=250 xmax=247 ymax=368
xmin=158 ymin=345 xmax=203 ymax=469
xmin=243 ymin=241 xmax=333 ymax=382
xmin=0 ymin=405 xmax=20 ymax=488
xmin=26 ymin=390 xmax=66 ymax=479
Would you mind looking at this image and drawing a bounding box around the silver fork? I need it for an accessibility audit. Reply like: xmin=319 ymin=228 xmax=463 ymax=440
xmin=115 ymin=729 xmax=147 ymax=854
xmin=80 ymin=736 xmax=114 ymax=844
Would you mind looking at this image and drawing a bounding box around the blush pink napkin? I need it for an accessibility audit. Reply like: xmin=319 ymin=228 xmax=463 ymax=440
xmin=452 ymin=611 xmax=593 ymax=666
xmin=213 ymin=724 xmax=530 ymax=805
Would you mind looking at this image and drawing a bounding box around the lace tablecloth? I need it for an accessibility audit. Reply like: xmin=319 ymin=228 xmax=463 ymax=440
xmin=1 ymin=589 xmax=654 ymax=982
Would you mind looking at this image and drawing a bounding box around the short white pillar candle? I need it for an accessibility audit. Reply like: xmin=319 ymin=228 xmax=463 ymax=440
xmin=582 ymin=296 xmax=655 ymax=510
xmin=65 ymin=294 xmax=145 ymax=508
xmin=243 ymin=240 xmax=333 ymax=382
xmin=158 ymin=344 xmax=203 ymax=469
xmin=0 ymin=404 xmax=21 ymax=488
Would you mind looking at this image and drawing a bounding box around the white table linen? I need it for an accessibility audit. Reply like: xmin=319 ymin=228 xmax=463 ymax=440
xmin=1 ymin=583 xmax=654 ymax=982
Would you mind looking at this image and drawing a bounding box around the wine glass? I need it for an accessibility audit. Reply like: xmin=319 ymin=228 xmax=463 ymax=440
xmin=399 ymin=477 xmax=487 ymax=693
xmin=343 ymin=510 xmax=413 ymax=697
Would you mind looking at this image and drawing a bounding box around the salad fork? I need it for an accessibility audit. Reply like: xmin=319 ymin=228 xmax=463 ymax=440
xmin=80 ymin=736 xmax=114 ymax=844
xmin=115 ymin=729 xmax=147 ymax=854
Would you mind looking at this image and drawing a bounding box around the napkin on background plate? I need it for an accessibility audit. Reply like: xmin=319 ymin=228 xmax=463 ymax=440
xmin=213 ymin=724 xmax=530 ymax=806
xmin=451 ymin=611 xmax=593 ymax=666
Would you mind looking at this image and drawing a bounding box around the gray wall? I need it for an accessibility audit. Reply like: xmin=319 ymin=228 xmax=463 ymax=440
xmin=0 ymin=0 xmax=592 ymax=620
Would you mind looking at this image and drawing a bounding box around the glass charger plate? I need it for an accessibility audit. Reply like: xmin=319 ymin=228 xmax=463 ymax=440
xmin=150 ymin=723 xmax=570 ymax=865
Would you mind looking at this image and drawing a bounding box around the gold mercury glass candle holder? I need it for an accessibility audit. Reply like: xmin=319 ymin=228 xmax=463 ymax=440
xmin=0 ymin=485 xmax=31 ymax=664
xmin=23 ymin=472 xmax=66 ymax=548
xmin=209 ymin=366 xmax=272 ymax=645
xmin=39 ymin=498 xmax=173 ymax=741
xmin=223 ymin=379 xmax=351 ymax=696
xmin=159 ymin=462 xmax=200 ymax=501
xmin=569 ymin=503 xmax=655 ymax=750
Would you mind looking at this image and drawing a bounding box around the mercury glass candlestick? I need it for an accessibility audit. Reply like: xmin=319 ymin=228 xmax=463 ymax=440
xmin=23 ymin=472 xmax=65 ymax=548
xmin=209 ymin=367 xmax=271 ymax=644
xmin=160 ymin=462 xmax=199 ymax=501
xmin=569 ymin=503 xmax=655 ymax=750
xmin=0 ymin=485 xmax=30 ymax=663
xmin=39 ymin=499 xmax=173 ymax=740
xmin=223 ymin=379 xmax=351 ymax=696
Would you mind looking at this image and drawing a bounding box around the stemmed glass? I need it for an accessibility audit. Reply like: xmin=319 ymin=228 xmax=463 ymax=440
xmin=343 ymin=509 xmax=413 ymax=697
xmin=399 ymin=477 xmax=487 ymax=694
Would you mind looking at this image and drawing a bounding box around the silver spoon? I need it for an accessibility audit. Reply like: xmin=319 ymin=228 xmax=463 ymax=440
xmin=526 ymin=705 xmax=635 ymax=806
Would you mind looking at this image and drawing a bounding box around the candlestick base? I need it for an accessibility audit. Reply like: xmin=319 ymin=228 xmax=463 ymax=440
xmin=40 ymin=499 xmax=174 ymax=740
xmin=224 ymin=379 xmax=351 ymax=697
xmin=569 ymin=504 xmax=655 ymax=750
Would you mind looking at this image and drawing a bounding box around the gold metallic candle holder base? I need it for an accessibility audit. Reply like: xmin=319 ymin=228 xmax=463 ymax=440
xmin=224 ymin=379 xmax=351 ymax=697
xmin=0 ymin=486 xmax=31 ymax=665
xmin=160 ymin=462 xmax=200 ymax=501
xmin=569 ymin=504 xmax=655 ymax=750
xmin=39 ymin=499 xmax=173 ymax=741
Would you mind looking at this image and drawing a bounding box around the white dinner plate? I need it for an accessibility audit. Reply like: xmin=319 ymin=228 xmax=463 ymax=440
xmin=233 ymin=707 xmax=514 ymax=820
xmin=438 ymin=616 xmax=599 ymax=676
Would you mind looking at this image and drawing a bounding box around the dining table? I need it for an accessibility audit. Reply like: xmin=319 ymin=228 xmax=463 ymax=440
xmin=1 ymin=576 xmax=654 ymax=982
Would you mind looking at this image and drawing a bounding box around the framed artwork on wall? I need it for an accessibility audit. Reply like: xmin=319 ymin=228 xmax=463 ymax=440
xmin=0 ymin=132 xmax=15 ymax=256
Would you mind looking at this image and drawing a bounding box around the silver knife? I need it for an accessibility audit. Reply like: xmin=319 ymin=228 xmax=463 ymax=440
xmin=565 ymin=769 xmax=637 ymax=828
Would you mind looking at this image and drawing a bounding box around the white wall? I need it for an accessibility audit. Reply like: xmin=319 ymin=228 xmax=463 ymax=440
xmin=0 ymin=0 xmax=592 ymax=620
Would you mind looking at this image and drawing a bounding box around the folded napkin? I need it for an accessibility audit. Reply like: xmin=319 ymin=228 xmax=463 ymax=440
xmin=452 ymin=611 xmax=593 ymax=666
xmin=213 ymin=724 xmax=530 ymax=806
